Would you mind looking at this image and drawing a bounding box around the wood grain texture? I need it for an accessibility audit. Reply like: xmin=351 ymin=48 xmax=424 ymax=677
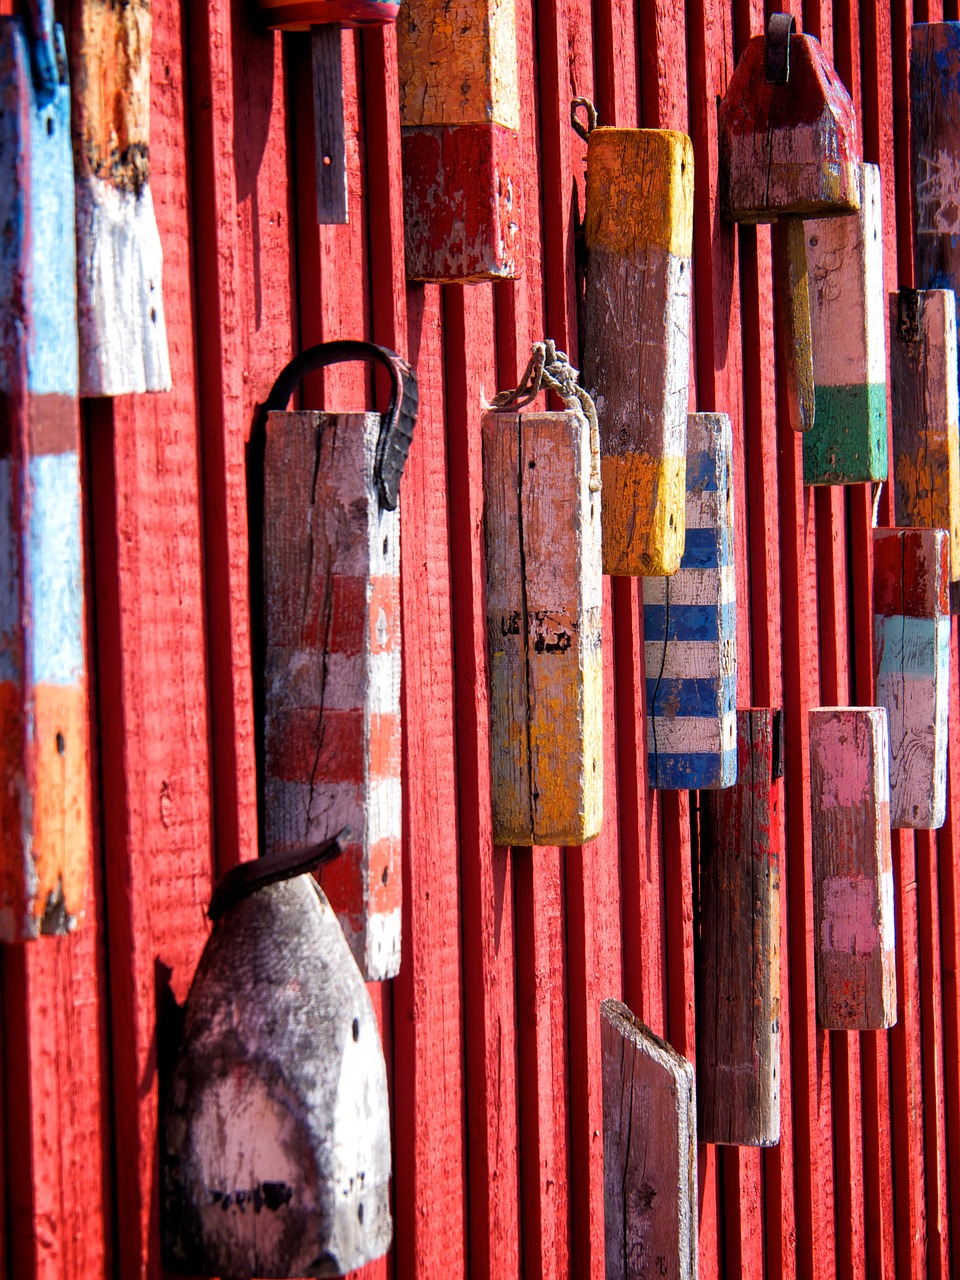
xmin=311 ymin=23 xmax=348 ymax=223
xmin=0 ymin=16 xmax=91 ymax=940
xmin=873 ymin=527 xmax=950 ymax=829
xmin=805 ymin=162 xmax=889 ymax=483
xmin=772 ymin=216 xmax=816 ymax=433
xmin=483 ymin=407 xmax=603 ymax=844
xmin=642 ymin=412 xmax=737 ymax=790
xmin=263 ymin=409 xmax=402 ymax=981
xmin=581 ymin=128 xmax=693 ymax=576
xmin=910 ymin=22 xmax=960 ymax=300
xmin=400 ymin=122 xmax=521 ymax=281
xmin=163 ymin=874 xmax=392 ymax=1276
xmin=70 ymin=0 xmax=171 ymax=394
xmin=809 ymin=707 xmax=897 ymax=1029
xmin=891 ymin=288 xmax=960 ymax=578
xmin=697 ymin=708 xmax=782 ymax=1147
xmin=719 ymin=29 xmax=861 ymax=223
xmin=600 ymin=999 xmax=697 ymax=1280
xmin=259 ymin=0 xmax=400 ymax=28
xmin=397 ymin=0 xmax=520 ymax=280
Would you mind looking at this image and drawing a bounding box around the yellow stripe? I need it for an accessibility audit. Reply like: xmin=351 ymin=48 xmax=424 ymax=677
xmin=585 ymin=129 xmax=694 ymax=258
xmin=602 ymin=452 xmax=687 ymax=577
xmin=398 ymin=0 xmax=520 ymax=131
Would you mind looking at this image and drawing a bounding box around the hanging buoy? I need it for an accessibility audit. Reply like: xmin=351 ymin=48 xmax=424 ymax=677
xmin=162 ymin=834 xmax=393 ymax=1278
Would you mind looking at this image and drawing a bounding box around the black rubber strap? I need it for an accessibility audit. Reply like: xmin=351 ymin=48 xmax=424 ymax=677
xmin=208 ymin=829 xmax=349 ymax=921
xmin=765 ymin=12 xmax=797 ymax=84
xmin=262 ymin=339 xmax=418 ymax=510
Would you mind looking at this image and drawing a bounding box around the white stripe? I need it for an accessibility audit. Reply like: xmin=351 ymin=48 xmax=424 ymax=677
xmin=265 ymin=777 xmax=402 ymax=848
xmin=642 ymin=565 xmax=735 ymax=607
xmin=644 ymin=638 xmax=735 ymax=681
xmin=862 ymin=165 xmax=888 ymax=385
xmin=645 ymin=711 xmax=737 ymax=754
xmin=360 ymin=908 xmax=402 ymax=982
xmin=268 ymin=648 xmax=401 ymax=715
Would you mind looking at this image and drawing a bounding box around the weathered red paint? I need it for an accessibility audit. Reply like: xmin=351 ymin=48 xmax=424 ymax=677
xmin=401 ymin=123 xmax=522 ymax=282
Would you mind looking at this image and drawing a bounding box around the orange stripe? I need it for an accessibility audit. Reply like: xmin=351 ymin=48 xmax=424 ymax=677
xmin=368 ymin=576 xmax=401 ymax=654
xmin=0 ymin=680 xmax=26 ymax=924
xmin=367 ymin=711 xmax=401 ymax=779
xmin=32 ymin=682 xmax=91 ymax=923
xmin=368 ymin=835 xmax=402 ymax=913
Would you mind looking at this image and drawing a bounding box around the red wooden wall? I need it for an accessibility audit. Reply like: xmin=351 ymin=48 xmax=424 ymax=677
xmin=1 ymin=0 xmax=959 ymax=1276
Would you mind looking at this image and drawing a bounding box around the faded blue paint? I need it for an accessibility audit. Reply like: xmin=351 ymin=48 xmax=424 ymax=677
xmin=649 ymin=750 xmax=738 ymax=790
xmin=0 ymin=23 xmax=28 ymax=397
xmin=646 ymin=674 xmax=737 ymax=717
xmin=687 ymin=448 xmax=721 ymax=492
xmin=874 ymin=614 xmax=947 ymax=677
xmin=680 ymin=526 xmax=733 ymax=569
xmin=28 ymin=450 xmax=83 ymax=685
xmin=26 ymin=23 xmax=76 ymax=396
xmin=0 ymin=457 xmax=21 ymax=684
xmin=643 ymin=601 xmax=737 ymax=642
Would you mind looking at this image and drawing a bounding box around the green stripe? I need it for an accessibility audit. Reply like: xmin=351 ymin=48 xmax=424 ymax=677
xmin=803 ymin=382 xmax=888 ymax=486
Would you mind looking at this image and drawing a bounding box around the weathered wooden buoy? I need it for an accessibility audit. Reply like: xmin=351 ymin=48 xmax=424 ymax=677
xmin=643 ymin=412 xmax=737 ymax=790
xmin=259 ymin=0 xmax=400 ymax=224
xmin=804 ymin=163 xmax=888 ymax=484
xmin=70 ymin=0 xmax=171 ymax=394
xmin=698 ymin=709 xmax=782 ymax=1147
xmin=260 ymin=342 xmax=416 ymax=981
xmin=483 ymin=343 xmax=603 ymax=844
xmin=397 ymin=0 xmax=521 ymax=280
xmin=600 ymin=999 xmax=698 ymax=1280
xmin=719 ymin=12 xmax=861 ymax=433
xmin=910 ymin=23 xmax=960 ymax=305
xmin=579 ymin=105 xmax=694 ymax=576
xmin=0 ymin=10 xmax=92 ymax=940
xmin=162 ymin=835 xmax=393 ymax=1278
xmin=890 ymin=288 xmax=960 ymax=586
xmin=809 ymin=707 xmax=897 ymax=1030
xmin=873 ymin=527 xmax=950 ymax=830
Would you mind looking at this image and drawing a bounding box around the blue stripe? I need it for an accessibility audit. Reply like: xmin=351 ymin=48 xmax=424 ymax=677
xmin=646 ymin=675 xmax=736 ymax=717
xmin=874 ymin=616 xmax=940 ymax=677
xmin=0 ymin=458 xmax=21 ymax=683
xmin=648 ymin=750 xmax=738 ymax=790
xmin=27 ymin=24 xmax=77 ymax=396
xmin=688 ymin=449 xmax=720 ymax=492
xmin=643 ymin=601 xmax=736 ymax=642
xmin=679 ymin=526 xmax=733 ymax=569
xmin=29 ymin=452 xmax=83 ymax=685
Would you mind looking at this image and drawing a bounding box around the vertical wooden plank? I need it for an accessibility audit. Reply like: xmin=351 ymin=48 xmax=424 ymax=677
xmin=809 ymin=707 xmax=897 ymax=1029
xmin=937 ymin=637 xmax=960 ymax=1278
xmin=698 ymin=708 xmax=782 ymax=1147
xmin=483 ymin=406 xmax=603 ymax=844
xmin=396 ymin=0 xmax=521 ymax=280
xmin=873 ymin=527 xmax=950 ymax=829
xmin=262 ymin=410 xmax=402 ymax=980
xmin=443 ymin=281 xmax=521 ymax=1280
xmin=804 ymin=162 xmax=888 ymax=485
xmin=600 ymin=999 xmax=697 ymax=1280
xmin=890 ymin=288 xmax=960 ymax=580
xmin=70 ymin=0 xmax=171 ymax=395
xmin=581 ymin=127 xmax=694 ymax=577
xmin=643 ymin=412 xmax=736 ymax=790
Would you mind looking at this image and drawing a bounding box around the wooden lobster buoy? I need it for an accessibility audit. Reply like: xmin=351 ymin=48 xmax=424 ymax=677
xmin=809 ymin=707 xmax=897 ymax=1030
xmin=719 ymin=12 xmax=861 ymax=433
xmin=600 ymin=1000 xmax=698 ymax=1280
xmin=890 ymin=288 xmax=960 ymax=587
xmin=70 ymin=0 xmax=171 ymax=394
xmin=482 ymin=344 xmax=603 ymax=845
xmin=911 ymin=23 xmax=960 ymax=307
xmin=397 ymin=0 xmax=521 ymax=280
xmin=259 ymin=0 xmax=399 ymax=224
xmin=698 ymin=709 xmax=782 ymax=1147
xmin=873 ymin=527 xmax=950 ymax=830
xmin=579 ymin=106 xmax=695 ymax=576
xmin=0 ymin=8 xmax=92 ymax=939
xmin=643 ymin=412 xmax=737 ymax=790
xmin=162 ymin=836 xmax=393 ymax=1278
xmin=260 ymin=342 xmax=417 ymax=981
xmin=804 ymin=163 xmax=888 ymax=484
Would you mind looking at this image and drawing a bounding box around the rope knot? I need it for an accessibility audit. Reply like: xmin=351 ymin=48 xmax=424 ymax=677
xmin=491 ymin=341 xmax=602 ymax=493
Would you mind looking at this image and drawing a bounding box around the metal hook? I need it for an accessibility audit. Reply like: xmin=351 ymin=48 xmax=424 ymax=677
xmin=765 ymin=12 xmax=797 ymax=85
xmin=571 ymin=97 xmax=598 ymax=142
